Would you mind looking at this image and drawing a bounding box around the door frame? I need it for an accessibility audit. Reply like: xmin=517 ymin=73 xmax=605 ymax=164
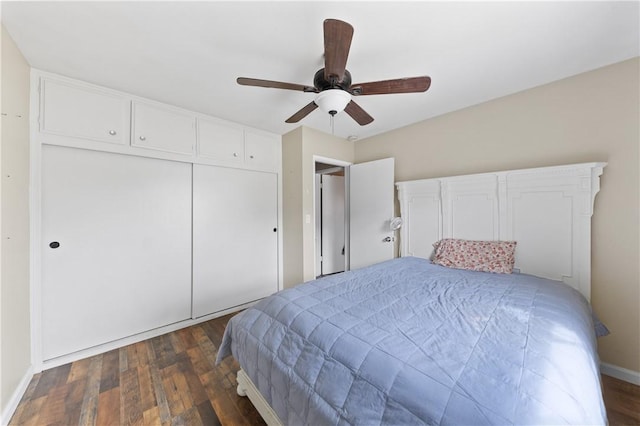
xmin=312 ymin=156 xmax=351 ymax=278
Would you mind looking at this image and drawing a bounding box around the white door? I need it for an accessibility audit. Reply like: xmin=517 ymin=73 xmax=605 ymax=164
xmin=321 ymin=175 xmax=345 ymax=275
xmin=349 ymin=158 xmax=395 ymax=270
xmin=41 ymin=145 xmax=192 ymax=360
xmin=192 ymin=165 xmax=278 ymax=317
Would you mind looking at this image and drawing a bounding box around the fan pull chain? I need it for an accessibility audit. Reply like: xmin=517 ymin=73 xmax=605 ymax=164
xmin=330 ymin=114 xmax=335 ymax=135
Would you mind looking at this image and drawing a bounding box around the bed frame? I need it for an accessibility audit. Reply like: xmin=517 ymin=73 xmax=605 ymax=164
xmin=235 ymin=161 xmax=606 ymax=424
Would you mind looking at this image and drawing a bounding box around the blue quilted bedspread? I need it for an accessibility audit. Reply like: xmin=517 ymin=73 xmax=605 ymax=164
xmin=216 ymin=257 xmax=606 ymax=425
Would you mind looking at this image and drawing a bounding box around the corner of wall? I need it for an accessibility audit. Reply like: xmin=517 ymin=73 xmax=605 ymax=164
xmin=1 ymin=24 xmax=34 ymax=423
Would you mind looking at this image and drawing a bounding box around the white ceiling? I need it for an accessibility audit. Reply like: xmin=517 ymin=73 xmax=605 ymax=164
xmin=2 ymin=1 xmax=639 ymax=140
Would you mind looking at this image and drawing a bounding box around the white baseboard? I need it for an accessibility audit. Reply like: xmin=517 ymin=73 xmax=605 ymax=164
xmin=38 ymin=301 xmax=256 ymax=371
xmin=601 ymin=362 xmax=640 ymax=386
xmin=1 ymin=365 xmax=34 ymax=426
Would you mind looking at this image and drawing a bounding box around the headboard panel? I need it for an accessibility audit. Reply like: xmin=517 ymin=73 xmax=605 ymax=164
xmin=396 ymin=162 xmax=606 ymax=301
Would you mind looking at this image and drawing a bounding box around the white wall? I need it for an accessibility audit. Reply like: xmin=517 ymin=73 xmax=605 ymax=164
xmin=1 ymin=25 xmax=32 ymax=421
xmin=355 ymin=58 xmax=640 ymax=375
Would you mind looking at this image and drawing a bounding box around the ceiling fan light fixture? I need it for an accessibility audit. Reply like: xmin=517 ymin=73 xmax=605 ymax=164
xmin=314 ymin=89 xmax=351 ymax=116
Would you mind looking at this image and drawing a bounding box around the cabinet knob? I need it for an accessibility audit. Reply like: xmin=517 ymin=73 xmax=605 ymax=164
xmin=49 ymin=241 xmax=60 ymax=249
xmin=139 ymin=135 xmax=146 ymax=141
xmin=233 ymin=152 xmax=238 ymax=157
xmin=108 ymin=130 xmax=117 ymax=136
xmin=249 ymin=155 xmax=254 ymax=159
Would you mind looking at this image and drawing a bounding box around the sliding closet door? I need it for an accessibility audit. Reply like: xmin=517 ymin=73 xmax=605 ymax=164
xmin=41 ymin=145 xmax=192 ymax=360
xmin=193 ymin=164 xmax=278 ymax=317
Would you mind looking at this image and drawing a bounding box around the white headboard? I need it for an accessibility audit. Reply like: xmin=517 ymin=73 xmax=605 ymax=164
xmin=396 ymin=162 xmax=606 ymax=301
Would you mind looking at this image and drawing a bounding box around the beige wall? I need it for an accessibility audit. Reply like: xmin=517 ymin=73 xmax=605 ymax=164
xmin=282 ymin=126 xmax=354 ymax=287
xmin=282 ymin=127 xmax=304 ymax=288
xmin=355 ymin=58 xmax=640 ymax=373
xmin=1 ymin=26 xmax=32 ymax=417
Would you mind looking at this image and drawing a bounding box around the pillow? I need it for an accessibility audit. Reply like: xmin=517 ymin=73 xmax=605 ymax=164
xmin=432 ymin=238 xmax=517 ymax=274
xmin=592 ymin=312 xmax=610 ymax=337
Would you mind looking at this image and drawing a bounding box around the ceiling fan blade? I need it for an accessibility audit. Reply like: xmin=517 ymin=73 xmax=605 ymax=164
xmin=350 ymin=76 xmax=431 ymax=95
xmin=323 ymin=19 xmax=354 ymax=84
xmin=344 ymin=100 xmax=374 ymax=126
xmin=237 ymin=77 xmax=318 ymax=93
xmin=285 ymin=102 xmax=318 ymax=123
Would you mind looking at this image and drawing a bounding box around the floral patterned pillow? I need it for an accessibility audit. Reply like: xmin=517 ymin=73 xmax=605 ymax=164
xmin=432 ymin=239 xmax=517 ymax=274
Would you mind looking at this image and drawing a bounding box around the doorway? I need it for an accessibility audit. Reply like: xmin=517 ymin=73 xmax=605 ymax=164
xmin=315 ymin=161 xmax=347 ymax=278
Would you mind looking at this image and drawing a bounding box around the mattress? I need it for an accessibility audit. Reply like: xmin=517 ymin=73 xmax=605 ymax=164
xmin=216 ymin=257 xmax=606 ymax=425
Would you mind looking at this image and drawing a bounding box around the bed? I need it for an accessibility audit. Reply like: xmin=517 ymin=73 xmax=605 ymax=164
xmin=216 ymin=162 xmax=608 ymax=425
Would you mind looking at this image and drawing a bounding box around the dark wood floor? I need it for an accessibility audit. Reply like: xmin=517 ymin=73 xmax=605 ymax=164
xmin=10 ymin=313 xmax=264 ymax=426
xmin=9 ymin=313 xmax=640 ymax=425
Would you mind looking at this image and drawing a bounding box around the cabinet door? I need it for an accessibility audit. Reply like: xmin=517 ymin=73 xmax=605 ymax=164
xmin=40 ymin=79 xmax=129 ymax=144
xmin=193 ymin=165 xmax=278 ymax=317
xmin=244 ymin=129 xmax=280 ymax=170
xmin=132 ymin=101 xmax=195 ymax=155
xmin=41 ymin=145 xmax=192 ymax=360
xmin=197 ymin=118 xmax=244 ymax=165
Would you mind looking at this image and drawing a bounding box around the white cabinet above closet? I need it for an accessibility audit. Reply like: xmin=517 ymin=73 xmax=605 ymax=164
xmin=132 ymin=101 xmax=196 ymax=155
xmin=39 ymin=78 xmax=129 ymax=145
xmin=198 ymin=117 xmax=245 ymax=166
xmin=245 ymin=129 xmax=280 ymax=171
xmin=35 ymin=72 xmax=281 ymax=172
xmin=197 ymin=118 xmax=280 ymax=171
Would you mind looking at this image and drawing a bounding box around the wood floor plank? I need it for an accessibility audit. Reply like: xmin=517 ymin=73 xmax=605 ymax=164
xmin=168 ymin=329 xmax=188 ymax=355
xmin=177 ymin=326 xmax=199 ymax=350
xmin=147 ymin=359 xmax=172 ymax=424
xmin=151 ymin=334 xmax=174 ymax=362
xmin=185 ymin=346 xmax=211 ymax=378
xmin=195 ymin=400 xmax=221 ymax=426
xmin=32 ymin=363 xmax=70 ymax=399
xmin=67 ymin=357 xmax=91 ymax=384
xmin=161 ymin=364 xmax=187 ymax=417
xmin=144 ymin=339 xmax=157 ymax=363
xmin=36 ymin=383 xmax=69 ymax=425
xmin=99 ymin=349 xmax=120 ymax=393
xmin=95 ymin=387 xmax=120 ymax=426
xmin=120 ymin=367 xmax=144 ymax=425
xmin=199 ymin=370 xmax=248 ymax=426
xmin=142 ymin=406 xmax=161 ymax=425
xmin=171 ymin=405 xmax=202 ymax=425
xmin=119 ymin=346 xmax=129 ymax=373
xmin=126 ymin=341 xmax=148 ymax=370
xmin=77 ymin=354 xmax=103 ymax=426
xmin=9 ymin=312 xmax=639 ymax=426
xmin=180 ymin=357 xmax=209 ymax=406
xmin=602 ymin=374 xmax=640 ymax=425
xmin=136 ymin=365 xmax=157 ymax=413
xmin=61 ymin=379 xmax=86 ymax=425
xmin=17 ymin=396 xmax=47 ymax=426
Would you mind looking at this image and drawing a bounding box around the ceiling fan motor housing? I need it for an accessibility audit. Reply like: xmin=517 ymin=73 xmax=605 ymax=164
xmin=314 ymin=68 xmax=352 ymax=92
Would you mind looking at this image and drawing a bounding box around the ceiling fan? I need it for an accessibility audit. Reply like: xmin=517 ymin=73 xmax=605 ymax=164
xmin=237 ymin=19 xmax=431 ymax=126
